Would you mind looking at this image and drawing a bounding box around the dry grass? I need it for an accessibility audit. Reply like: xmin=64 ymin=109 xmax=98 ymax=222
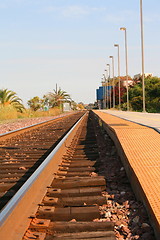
xmin=0 ymin=105 xmax=18 ymax=120
xmin=0 ymin=106 xmax=62 ymax=121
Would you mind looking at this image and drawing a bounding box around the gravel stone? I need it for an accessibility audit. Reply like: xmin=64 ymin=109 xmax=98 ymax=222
xmin=0 ymin=114 xmax=68 ymax=135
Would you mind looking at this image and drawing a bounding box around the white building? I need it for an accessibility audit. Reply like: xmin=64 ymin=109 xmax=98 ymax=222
xmin=134 ymin=73 xmax=153 ymax=79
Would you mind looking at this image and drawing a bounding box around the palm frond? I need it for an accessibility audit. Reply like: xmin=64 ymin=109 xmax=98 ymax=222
xmin=0 ymin=88 xmax=25 ymax=112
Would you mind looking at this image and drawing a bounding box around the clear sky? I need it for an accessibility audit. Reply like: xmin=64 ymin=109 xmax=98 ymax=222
xmin=0 ymin=0 xmax=160 ymax=106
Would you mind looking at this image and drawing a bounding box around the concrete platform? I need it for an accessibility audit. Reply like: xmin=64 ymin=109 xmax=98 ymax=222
xmin=100 ymin=109 xmax=160 ymax=133
xmin=93 ymin=110 xmax=160 ymax=239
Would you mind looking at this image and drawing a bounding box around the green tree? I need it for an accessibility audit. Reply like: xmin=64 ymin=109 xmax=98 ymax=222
xmin=27 ymin=96 xmax=44 ymax=111
xmin=129 ymin=77 xmax=160 ymax=112
xmin=45 ymin=87 xmax=71 ymax=108
xmin=145 ymin=77 xmax=160 ymax=112
xmin=0 ymin=88 xmax=25 ymax=112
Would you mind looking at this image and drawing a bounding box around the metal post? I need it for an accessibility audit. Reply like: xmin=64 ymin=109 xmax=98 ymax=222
xmin=102 ymin=74 xmax=106 ymax=109
xmin=120 ymin=27 xmax=129 ymax=111
xmin=107 ymin=64 xmax=111 ymax=108
xmin=104 ymin=70 xmax=108 ymax=109
xmin=114 ymin=44 xmax=121 ymax=110
xmin=140 ymin=0 xmax=146 ymax=112
xmin=109 ymin=56 xmax=115 ymax=108
xmin=101 ymin=77 xmax=105 ymax=109
xmin=105 ymin=69 xmax=109 ymax=109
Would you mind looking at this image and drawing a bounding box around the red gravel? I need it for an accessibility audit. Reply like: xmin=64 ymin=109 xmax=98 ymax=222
xmin=0 ymin=114 xmax=69 ymax=135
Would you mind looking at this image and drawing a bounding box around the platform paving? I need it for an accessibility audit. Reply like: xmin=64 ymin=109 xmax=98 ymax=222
xmin=100 ymin=109 xmax=160 ymax=133
xmin=93 ymin=110 xmax=160 ymax=239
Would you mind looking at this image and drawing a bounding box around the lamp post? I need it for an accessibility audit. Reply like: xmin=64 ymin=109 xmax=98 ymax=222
xmin=107 ymin=64 xmax=111 ymax=108
xmin=114 ymin=44 xmax=121 ymax=110
xmin=103 ymin=70 xmax=108 ymax=109
xmin=101 ymin=77 xmax=105 ymax=109
xmin=105 ymin=69 xmax=109 ymax=109
xmin=140 ymin=0 xmax=146 ymax=112
xmin=109 ymin=56 xmax=115 ymax=108
xmin=120 ymin=27 xmax=129 ymax=111
xmin=102 ymin=74 xmax=107 ymax=109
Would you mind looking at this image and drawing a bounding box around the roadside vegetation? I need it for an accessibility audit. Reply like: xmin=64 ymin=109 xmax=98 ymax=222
xmin=0 ymin=103 xmax=62 ymax=121
xmin=0 ymin=89 xmax=26 ymax=121
xmin=0 ymin=87 xmax=85 ymax=121
xmin=123 ymin=76 xmax=160 ymax=112
xmin=0 ymin=89 xmax=25 ymax=113
xmin=110 ymin=76 xmax=160 ymax=112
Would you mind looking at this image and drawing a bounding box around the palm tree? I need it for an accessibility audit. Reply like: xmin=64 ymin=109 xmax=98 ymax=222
xmin=45 ymin=87 xmax=71 ymax=108
xmin=0 ymin=88 xmax=25 ymax=112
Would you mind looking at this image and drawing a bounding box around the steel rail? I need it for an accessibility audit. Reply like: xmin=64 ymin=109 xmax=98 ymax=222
xmin=0 ymin=112 xmax=74 ymax=138
xmin=0 ymin=112 xmax=87 ymax=240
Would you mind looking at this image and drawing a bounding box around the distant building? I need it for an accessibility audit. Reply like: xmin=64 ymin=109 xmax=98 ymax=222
xmin=96 ymin=86 xmax=112 ymax=109
xmin=96 ymin=87 xmax=104 ymax=109
xmin=96 ymin=86 xmax=104 ymax=101
xmin=134 ymin=73 xmax=153 ymax=80
xmin=63 ymin=102 xmax=71 ymax=111
xmin=119 ymin=76 xmax=134 ymax=87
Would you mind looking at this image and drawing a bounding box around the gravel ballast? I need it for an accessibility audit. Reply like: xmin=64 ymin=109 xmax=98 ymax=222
xmin=0 ymin=114 xmax=68 ymax=135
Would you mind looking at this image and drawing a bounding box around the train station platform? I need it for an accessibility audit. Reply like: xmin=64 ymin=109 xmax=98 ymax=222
xmin=100 ymin=109 xmax=160 ymax=133
xmin=93 ymin=110 xmax=160 ymax=239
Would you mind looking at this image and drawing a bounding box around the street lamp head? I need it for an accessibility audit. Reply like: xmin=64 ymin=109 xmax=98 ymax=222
xmin=114 ymin=44 xmax=119 ymax=47
xmin=109 ymin=56 xmax=113 ymax=58
xmin=120 ymin=27 xmax=126 ymax=31
xmin=107 ymin=64 xmax=110 ymax=66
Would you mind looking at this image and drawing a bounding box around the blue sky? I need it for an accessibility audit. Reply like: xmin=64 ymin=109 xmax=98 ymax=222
xmin=0 ymin=0 xmax=160 ymax=105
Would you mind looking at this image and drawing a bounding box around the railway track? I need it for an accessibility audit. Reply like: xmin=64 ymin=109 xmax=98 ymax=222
xmin=0 ymin=111 xmax=84 ymax=210
xmin=24 ymin=112 xmax=115 ymax=240
xmin=0 ymin=111 xmax=156 ymax=239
